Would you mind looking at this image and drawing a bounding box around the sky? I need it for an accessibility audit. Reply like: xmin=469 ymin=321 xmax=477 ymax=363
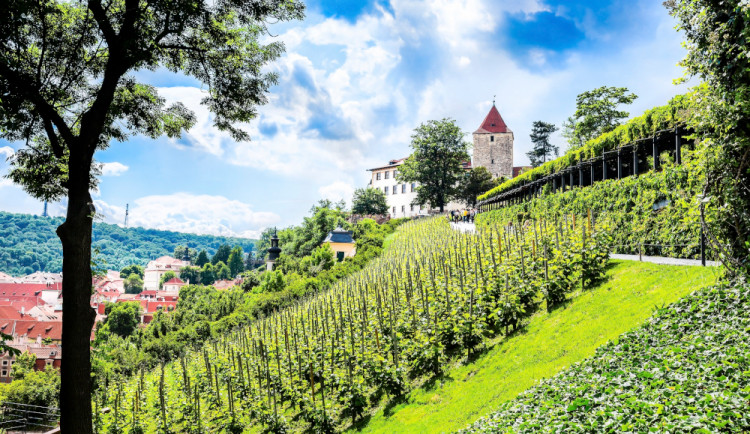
xmin=0 ymin=0 xmax=692 ymax=239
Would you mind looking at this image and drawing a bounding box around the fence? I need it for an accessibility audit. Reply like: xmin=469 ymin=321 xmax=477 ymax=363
xmin=0 ymin=402 xmax=59 ymax=433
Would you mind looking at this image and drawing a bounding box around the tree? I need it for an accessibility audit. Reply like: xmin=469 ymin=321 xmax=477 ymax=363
xmin=159 ymin=271 xmax=176 ymax=289
xmin=119 ymin=264 xmax=144 ymax=279
xmin=200 ymin=263 xmax=216 ymax=286
xmin=0 ymin=1 xmax=304 ymax=429
xmin=562 ymin=86 xmax=638 ymax=149
xmin=526 ymin=121 xmax=559 ymax=167
xmin=397 ymin=119 xmax=471 ymax=212
xmin=240 ymin=270 xmax=261 ymax=292
xmin=215 ymin=261 xmax=231 ymax=280
xmin=351 ymin=187 xmax=388 ymax=215
xmin=173 ymin=246 xmax=196 ymax=263
xmin=665 ymin=0 xmax=750 ymax=274
xmin=195 ymin=250 xmax=210 ymax=268
xmin=212 ymin=244 xmax=231 ymax=265
xmin=458 ymin=167 xmax=500 ymax=207
xmin=105 ymin=302 xmax=142 ymax=338
xmin=178 ymin=266 xmax=200 ymax=286
xmin=227 ymin=246 xmax=245 ymax=277
xmin=123 ymin=273 xmax=143 ymax=294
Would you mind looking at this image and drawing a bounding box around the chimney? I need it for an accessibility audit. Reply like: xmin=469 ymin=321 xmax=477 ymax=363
xmin=21 ymin=307 xmax=24 ymax=317
xmin=36 ymin=334 xmax=41 ymax=345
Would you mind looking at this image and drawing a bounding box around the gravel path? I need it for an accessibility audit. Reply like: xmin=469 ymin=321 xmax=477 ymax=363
xmin=450 ymin=221 xmax=476 ymax=234
xmin=610 ymin=253 xmax=720 ymax=267
xmin=447 ymin=222 xmax=719 ymax=267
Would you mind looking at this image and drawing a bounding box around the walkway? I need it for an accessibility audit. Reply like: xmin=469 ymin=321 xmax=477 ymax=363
xmin=450 ymin=221 xmax=476 ymax=234
xmin=610 ymin=253 xmax=719 ymax=267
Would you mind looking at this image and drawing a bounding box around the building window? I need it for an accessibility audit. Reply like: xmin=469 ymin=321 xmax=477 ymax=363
xmin=401 ymin=184 xmax=406 ymax=193
xmin=1 ymin=361 xmax=7 ymax=366
xmin=376 ymin=172 xmax=381 ymax=180
xmin=411 ymin=183 xmax=416 ymax=192
xmin=392 ymin=185 xmax=397 ymax=194
xmin=401 ymin=205 xmax=405 ymax=213
xmin=490 ymin=136 xmax=494 ymax=142
xmin=392 ymin=206 xmax=396 ymax=214
xmin=410 ymin=205 xmax=414 ymax=211
xmin=385 ymin=171 xmax=390 ymax=179
xmin=384 ymin=187 xmax=388 ymax=195
xmin=394 ymin=170 xmax=399 ymax=177
xmin=1 ymin=370 xmax=6 ymax=377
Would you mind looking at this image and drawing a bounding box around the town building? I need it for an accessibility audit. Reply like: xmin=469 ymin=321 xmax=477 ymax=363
xmin=367 ymin=159 xmax=471 ymax=218
xmin=0 ymin=342 xmax=62 ymax=383
xmin=322 ymin=227 xmax=356 ymax=261
xmin=161 ymin=277 xmax=186 ymax=293
xmin=143 ymin=256 xmax=189 ymax=291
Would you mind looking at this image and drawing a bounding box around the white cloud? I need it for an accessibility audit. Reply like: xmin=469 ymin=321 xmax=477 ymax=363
xmin=95 ymin=193 xmax=280 ymax=239
xmin=318 ymin=181 xmax=355 ymax=206
xmin=0 ymin=146 xmax=13 ymax=160
xmin=100 ymin=162 xmax=129 ymax=176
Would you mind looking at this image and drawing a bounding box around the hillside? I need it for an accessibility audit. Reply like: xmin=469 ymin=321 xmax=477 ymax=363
xmin=463 ymin=277 xmax=745 ymax=432
xmin=349 ymin=260 xmax=718 ymax=433
xmin=0 ymin=211 xmax=257 ymax=275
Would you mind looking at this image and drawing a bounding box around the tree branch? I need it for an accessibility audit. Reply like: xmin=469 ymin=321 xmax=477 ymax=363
xmin=0 ymin=63 xmax=77 ymax=147
xmin=42 ymin=117 xmax=64 ymax=159
xmin=87 ymin=0 xmax=116 ymax=46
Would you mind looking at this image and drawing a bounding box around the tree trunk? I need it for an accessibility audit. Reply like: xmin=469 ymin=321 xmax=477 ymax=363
xmin=57 ymin=150 xmax=96 ymax=433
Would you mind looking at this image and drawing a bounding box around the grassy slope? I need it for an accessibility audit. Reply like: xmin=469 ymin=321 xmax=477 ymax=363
xmin=351 ymin=260 xmax=719 ymax=434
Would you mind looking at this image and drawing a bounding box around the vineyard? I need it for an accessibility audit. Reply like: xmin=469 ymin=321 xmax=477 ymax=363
xmin=94 ymin=215 xmax=611 ymax=433
xmin=476 ymin=145 xmax=711 ymax=260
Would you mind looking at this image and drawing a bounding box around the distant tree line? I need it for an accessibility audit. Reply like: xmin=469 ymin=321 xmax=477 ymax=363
xmin=0 ymin=211 xmax=256 ymax=276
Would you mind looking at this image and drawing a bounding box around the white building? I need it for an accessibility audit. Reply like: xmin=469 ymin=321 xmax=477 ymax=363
xmin=367 ymin=158 xmax=470 ymax=218
xmin=143 ymin=256 xmax=189 ymax=291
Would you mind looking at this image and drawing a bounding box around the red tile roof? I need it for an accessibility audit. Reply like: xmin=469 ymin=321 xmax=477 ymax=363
xmin=0 ymin=306 xmax=24 ymax=320
xmin=0 ymin=283 xmax=62 ymax=292
xmin=1 ymin=320 xmax=63 ymax=341
xmin=475 ymin=105 xmax=510 ymax=134
xmin=163 ymin=277 xmax=185 ymax=285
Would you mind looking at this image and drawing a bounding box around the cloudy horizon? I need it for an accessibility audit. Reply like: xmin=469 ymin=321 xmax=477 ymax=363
xmin=0 ymin=0 xmax=693 ymax=239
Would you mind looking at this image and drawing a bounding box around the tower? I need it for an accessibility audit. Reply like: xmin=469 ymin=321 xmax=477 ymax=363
xmin=124 ymin=203 xmax=129 ymax=227
xmin=472 ymin=101 xmax=514 ymax=179
xmin=266 ymin=230 xmax=281 ymax=271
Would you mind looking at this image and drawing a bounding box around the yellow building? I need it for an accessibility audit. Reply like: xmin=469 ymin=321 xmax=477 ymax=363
xmin=322 ymin=227 xmax=356 ymax=261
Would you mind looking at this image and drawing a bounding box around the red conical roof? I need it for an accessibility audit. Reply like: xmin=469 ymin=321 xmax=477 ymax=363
xmin=474 ymin=104 xmax=510 ymax=134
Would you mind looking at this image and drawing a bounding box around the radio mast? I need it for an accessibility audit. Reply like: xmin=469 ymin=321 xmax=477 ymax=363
xmin=124 ymin=204 xmax=129 ymax=227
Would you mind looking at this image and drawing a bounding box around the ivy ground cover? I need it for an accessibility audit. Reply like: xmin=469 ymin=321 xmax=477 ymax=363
xmin=349 ymin=260 xmax=718 ymax=434
xmin=461 ymin=277 xmax=749 ymax=433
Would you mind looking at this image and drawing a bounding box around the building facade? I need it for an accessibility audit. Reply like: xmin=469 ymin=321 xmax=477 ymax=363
xmin=143 ymin=256 xmax=189 ymax=291
xmin=472 ymin=104 xmax=514 ymax=179
xmin=367 ymin=159 xmax=469 ymax=218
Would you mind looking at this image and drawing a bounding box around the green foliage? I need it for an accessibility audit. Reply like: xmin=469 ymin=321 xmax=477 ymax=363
xmin=665 ymin=1 xmax=750 ymax=274
xmin=526 ymin=121 xmax=559 ymax=167
xmin=158 ymin=271 xmax=176 ymax=289
xmin=195 ymin=250 xmax=210 ymax=267
xmin=563 ymin=86 xmax=638 ymax=150
xmin=477 ymin=145 xmax=710 ymax=260
xmin=352 ymin=187 xmax=389 ymax=215
xmin=11 ymin=351 xmax=37 ymax=380
xmin=463 ymin=280 xmax=748 ymax=433
xmin=106 ymin=302 xmax=143 ymax=338
xmin=227 ymin=246 xmax=245 ymax=277
xmin=212 ymin=244 xmax=232 ymax=265
xmin=178 ymin=266 xmax=200 ymax=286
xmin=200 ymin=263 xmax=216 ymax=286
xmin=173 ymin=246 xmax=197 ymax=263
xmin=0 ymin=211 xmax=256 ymax=276
xmin=119 ymin=264 xmax=144 ymax=279
xmin=458 ymin=167 xmax=498 ymax=207
xmin=123 ymin=273 xmax=144 ymax=294
xmin=398 ymin=118 xmax=471 ymax=212
xmin=258 ymin=270 xmax=285 ymax=293
xmin=94 ymin=216 xmax=611 ymax=432
xmin=479 ymin=92 xmax=694 ymax=201
xmin=1 ymin=366 xmax=60 ymax=409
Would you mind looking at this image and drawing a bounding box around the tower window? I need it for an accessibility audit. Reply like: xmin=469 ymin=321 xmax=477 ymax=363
xmin=490 ymin=136 xmax=494 ymax=142
xmin=491 ymin=159 xmax=494 ymax=164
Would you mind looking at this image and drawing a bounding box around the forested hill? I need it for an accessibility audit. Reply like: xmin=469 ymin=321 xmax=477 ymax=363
xmin=0 ymin=211 xmax=257 ymax=276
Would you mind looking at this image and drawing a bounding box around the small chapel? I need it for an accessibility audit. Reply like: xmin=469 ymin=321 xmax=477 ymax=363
xmin=472 ymin=103 xmax=514 ymax=179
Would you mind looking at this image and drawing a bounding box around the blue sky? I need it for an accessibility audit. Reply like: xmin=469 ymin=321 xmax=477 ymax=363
xmin=0 ymin=0 xmax=691 ymax=238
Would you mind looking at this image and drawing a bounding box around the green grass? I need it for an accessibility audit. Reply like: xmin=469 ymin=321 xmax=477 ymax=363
xmin=382 ymin=232 xmax=397 ymax=251
xmin=349 ymin=260 xmax=720 ymax=434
